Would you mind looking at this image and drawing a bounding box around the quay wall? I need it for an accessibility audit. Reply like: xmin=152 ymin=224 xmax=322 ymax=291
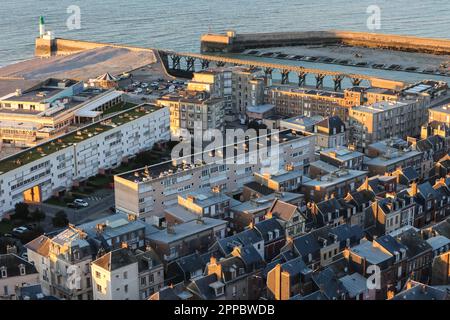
xmin=201 ymin=30 xmax=450 ymax=54
xmin=35 ymin=37 xmax=155 ymax=57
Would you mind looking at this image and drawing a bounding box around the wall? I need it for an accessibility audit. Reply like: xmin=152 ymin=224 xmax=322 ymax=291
xmin=201 ymin=30 xmax=450 ymax=55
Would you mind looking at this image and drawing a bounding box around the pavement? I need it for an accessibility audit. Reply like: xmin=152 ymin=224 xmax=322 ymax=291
xmin=29 ymin=193 xmax=115 ymax=232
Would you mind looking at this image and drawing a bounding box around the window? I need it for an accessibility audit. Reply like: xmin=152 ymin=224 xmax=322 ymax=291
xmin=124 ymin=285 xmax=128 ymax=293
xmin=3 ymin=286 xmax=8 ymax=296
xmin=141 ymin=277 xmax=147 ymax=286
xmin=0 ymin=268 xmax=6 ymax=278
xmin=95 ymin=271 xmax=101 ymax=278
xmin=19 ymin=265 xmax=26 ymax=276
xmin=123 ymin=271 xmax=128 ymax=279
xmin=96 ymin=284 xmax=102 ymax=292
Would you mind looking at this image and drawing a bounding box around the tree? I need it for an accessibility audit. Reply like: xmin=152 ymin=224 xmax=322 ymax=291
xmin=13 ymin=202 xmax=30 ymax=220
xmin=52 ymin=210 xmax=69 ymax=228
xmin=30 ymin=209 xmax=46 ymax=225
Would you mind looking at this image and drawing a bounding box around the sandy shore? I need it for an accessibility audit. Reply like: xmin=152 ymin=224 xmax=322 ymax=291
xmin=0 ymin=46 xmax=158 ymax=81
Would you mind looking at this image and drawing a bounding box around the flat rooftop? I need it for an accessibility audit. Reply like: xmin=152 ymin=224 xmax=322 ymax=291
xmin=120 ymin=129 xmax=311 ymax=183
xmin=147 ymin=217 xmax=227 ymax=244
xmin=365 ymin=149 xmax=422 ymax=167
xmin=302 ymin=169 xmax=367 ymax=188
xmin=430 ymin=104 xmax=450 ymax=115
xmin=320 ymin=146 xmax=364 ymax=161
xmin=350 ymin=100 xmax=412 ymax=114
xmin=269 ymin=86 xmax=346 ymax=99
xmin=0 ymin=103 xmax=156 ymax=174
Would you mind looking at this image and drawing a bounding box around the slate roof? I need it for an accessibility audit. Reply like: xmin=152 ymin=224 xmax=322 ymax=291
xmin=25 ymin=235 xmax=51 ymax=257
xmin=93 ymin=248 xmax=137 ymax=272
xmin=316 ymin=116 xmax=346 ymax=135
xmin=312 ymin=268 xmax=348 ymax=300
xmin=393 ymin=228 xmax=432 ymax=258
xmin=237 ymin=245 xmax=265 ymax=270
xmin=175 ymin=253 xmax=205 ymax=275
xmin=339 ymin=273 xmax=368 ymax=298
xmin=401 ymin=167 xmax=420 ymax=182
xmin=186 ymin=274 xmax=220 ymax=300
xmin=392 ymin=282 xmax=449 ymax=300
xmin=135 ymin=249 xmax=162 ymax=272
xmin=269 ymin=199 xmax=298 ymax=221
xmin=254 ymin=218 xmax=284 ymax=243
xmin=374 ymin=235 xmax=408 ymax=256
xmin=292 ymin=291 xmax=329 ymax=300
xmin=0 ymin=254 xmax=38 ymax=278
xmin=150 ymin=286 xmax=181 ymax=300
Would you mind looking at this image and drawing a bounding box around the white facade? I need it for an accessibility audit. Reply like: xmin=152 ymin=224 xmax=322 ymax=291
xmin=0 ymin=104 xmax=170 ymax=217
xmin=115 ymin=132 xmax=316 ymax=220
xmin=91 ymin=261 xmax=139 ymax=300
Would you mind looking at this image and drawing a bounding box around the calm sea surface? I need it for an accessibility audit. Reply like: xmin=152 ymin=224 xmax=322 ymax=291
xmin=0 ymin=0 xmax=449 ymax=67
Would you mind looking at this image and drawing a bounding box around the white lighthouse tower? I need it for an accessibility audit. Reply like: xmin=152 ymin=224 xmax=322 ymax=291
xmin=39 ymin=16 xmax=45 ymax=38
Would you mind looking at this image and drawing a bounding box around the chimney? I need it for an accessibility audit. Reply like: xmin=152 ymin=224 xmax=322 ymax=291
xmin=6 ymin=245 xmax=17 ymax=255
xmin=411 ymin=182 xmax=418 ymax=196
xmin=128 ymin=213 xmax=137 ymax=222
xmin=265 ymin=211 xmax=273 ymax=219
xmin=121 ymin=242 xmax=128 ymax=249
xmin=166 ymin=225 xmax=176 ymax=234
xmin=207 ymin=256 xmax=222 ymax=280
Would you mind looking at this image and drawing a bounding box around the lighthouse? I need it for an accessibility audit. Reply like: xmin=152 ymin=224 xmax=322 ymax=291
xmin=39 ymin=16 xmax=45 ymax=38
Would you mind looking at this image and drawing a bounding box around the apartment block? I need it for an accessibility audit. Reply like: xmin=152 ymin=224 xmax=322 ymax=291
xmin=349 ymin=98 xmax=429 ymax=153
xmin=0 ymin=104 xmax=169 ymax=217
xmin=0 ymin=78 xmax=124 ymax=147
xmin=266 ymin=86 xmax=361 ymax=122
xmin=114 ymin=131 xmax=316 ymax=220
xmin=157 ymin=91 xmax=225 ymax=139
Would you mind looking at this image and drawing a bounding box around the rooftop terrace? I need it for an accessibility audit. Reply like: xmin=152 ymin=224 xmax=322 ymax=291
xmin=0 ymin=103 xmax=157 ymax=174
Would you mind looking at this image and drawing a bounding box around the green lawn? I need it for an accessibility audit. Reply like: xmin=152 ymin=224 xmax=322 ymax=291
xmin=102 ymin=102 xmax=137 ymax=115
xmin=44 ymin=197 xmax=69 ymax=207
xmin=87 ymin=175 xmax=113 ymax=188
xmin=0 ymin=220 xmax=13 ymax=234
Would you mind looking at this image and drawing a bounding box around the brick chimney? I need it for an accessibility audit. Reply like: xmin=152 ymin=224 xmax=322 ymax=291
xmin=207 ymin=256 xmax=222 ymax=280
xmin=411 ymin=182 xmax=418 ymax=196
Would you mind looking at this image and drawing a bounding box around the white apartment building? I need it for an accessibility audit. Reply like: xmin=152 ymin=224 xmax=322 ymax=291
xmin=114 ymin=131 xmax=316 ymax=221
xmin=25 ymin=213 xmax=155 ymax=300
xmin=0 ymin=78 xmax=124 ymax=147
xmin=91 ymin=248 xmax=140 ymax=300
xmin=0 ymin=104 xmax=170 ymax=217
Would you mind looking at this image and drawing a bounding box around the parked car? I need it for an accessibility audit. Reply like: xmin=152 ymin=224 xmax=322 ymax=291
xmin=12 ymin=226 xmax=29 ymax=237
xmin=67 ymin=203 xmax=79 ymax=209
xmin=73 ymin=199 xmax=89 ymax=207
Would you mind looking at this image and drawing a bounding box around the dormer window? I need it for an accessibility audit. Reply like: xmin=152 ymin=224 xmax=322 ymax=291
xmin=230 ymin=267 xmax=237 ymax=279
xmin=268 ymin=231 xmax=273 ymax=241
xmin=19 ymin=264 xmax=26 ymax=276
xmin=274 ymin=229 xmax=280 ymax=238
xmin=308 ymin=253 xmax=312 ymax=262
xmin=1 ymin=267 xmax=6 ymax=278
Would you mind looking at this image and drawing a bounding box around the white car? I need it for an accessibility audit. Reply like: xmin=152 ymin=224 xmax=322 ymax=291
xmin=12 ymin=226 xmax=28 ymax=234
xmin=134 ymin=88 xmax=143 ymax=94
xmin=73 ymin=199 xmax=89 ymax=207
xmin=141 ymin=83 xmax=148 ymax=88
